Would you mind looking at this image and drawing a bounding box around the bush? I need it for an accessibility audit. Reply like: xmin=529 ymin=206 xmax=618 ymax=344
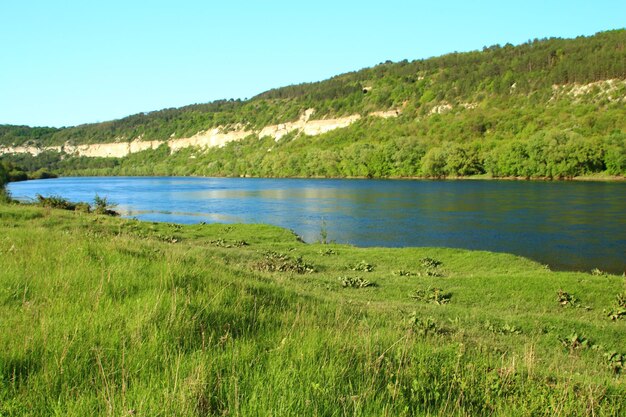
xmin=36 ymin=194 xmax=77 ymax=210
xmin=0 ymin=163 xmax=8 ymax=187
xmin=93 ymin=194 xmax=119 ymax=216
xmin=0 ymin=164 xmax=9 ymax=203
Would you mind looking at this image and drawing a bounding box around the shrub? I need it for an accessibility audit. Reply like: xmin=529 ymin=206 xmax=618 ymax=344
xmin=36 ymin=194 xmax=76 ymax=210
xmin=93 ymin=194 xmax=119 ymax=216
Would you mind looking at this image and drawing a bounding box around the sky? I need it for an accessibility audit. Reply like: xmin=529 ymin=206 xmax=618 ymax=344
xmin=1 ymin=0 xmax=624 ymax=128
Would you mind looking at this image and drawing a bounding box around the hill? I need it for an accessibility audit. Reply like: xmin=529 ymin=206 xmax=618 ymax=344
xmin=1 ymin=29 xmax=625 ymax=179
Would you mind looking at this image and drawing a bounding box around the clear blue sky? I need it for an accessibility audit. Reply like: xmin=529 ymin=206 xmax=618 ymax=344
xmin=1 ymin=0 xmax=624 ymax=127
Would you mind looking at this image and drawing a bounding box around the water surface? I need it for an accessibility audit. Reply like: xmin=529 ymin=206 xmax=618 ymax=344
xmin=8 ymin=176 xmax=626 ymax=274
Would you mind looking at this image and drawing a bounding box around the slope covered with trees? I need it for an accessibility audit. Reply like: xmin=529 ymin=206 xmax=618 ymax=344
xmin=1 ymin=29 xmax=625 ymax=179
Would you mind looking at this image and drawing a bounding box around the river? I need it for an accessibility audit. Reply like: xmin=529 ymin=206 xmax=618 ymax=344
xmin=8 ymin=176 xmax=626 ymax=274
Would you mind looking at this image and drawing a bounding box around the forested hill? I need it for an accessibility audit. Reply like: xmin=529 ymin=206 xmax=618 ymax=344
xmin=1 ymin=29 xmax=625 ymax=180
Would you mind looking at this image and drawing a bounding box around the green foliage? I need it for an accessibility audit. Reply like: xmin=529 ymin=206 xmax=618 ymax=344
xmin=318 ymin=248 xmax=337 ymax=256
xmin=559 ymin=333 xmax=594 ymax=352
xmin=36 ymin=194 xmax=77 ymax=210
xmin=407 ymin=313 xmax=443 ymax=336
xmin=349 ymin=260 xmax=374 ymax=272
xmin=605 ymin=293 xmax=626 ymax=321
xmin=0 ymin=163 xmax=9 ymax=202
xmin=393 ymin=269 xmax=415 ymax=277
xmin=2 ymin=31 xmax=626 ymax=182
xmin=339 ymin=276 xmax=374 ymax=288
xmin=410 ymin=287 xmax=452 ymax=304
xmin=1 ymin=204 xmax=626 ymax=415
xmin=420 ymin=257 xmax=443 ymax=268
xmin=484 ymin=320 xmax=522 ymax=335
xmin=605 ymin=351 xmax=626 ymax=375
xmin=93 ymin=194 xmax=119 ymax=216
xmin=254 ymin=251 xmax=315 ymax=274
xmin=557 ymin=289 xmax=580 ymax=308
xmin=0 ymin=162 xmax=8 ymax=187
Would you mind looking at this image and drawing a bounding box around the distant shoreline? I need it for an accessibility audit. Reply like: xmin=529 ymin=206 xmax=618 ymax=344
xmin=7 ymin=173 xmax=625 ymax=184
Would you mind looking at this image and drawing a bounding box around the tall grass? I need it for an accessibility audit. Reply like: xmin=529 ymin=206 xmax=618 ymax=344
xmin=0 ymin=203 xmax=624 ymax=416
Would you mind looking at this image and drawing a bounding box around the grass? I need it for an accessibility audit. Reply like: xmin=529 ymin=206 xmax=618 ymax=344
xmin=0 ymin=202 xmax=625 ymax=416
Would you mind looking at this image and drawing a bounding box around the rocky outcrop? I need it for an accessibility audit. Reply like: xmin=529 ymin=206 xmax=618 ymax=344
xmin=0 ymin=108 xmax=400 ymax=158
xmin=551 ymin=79 xmax=626 ymax=102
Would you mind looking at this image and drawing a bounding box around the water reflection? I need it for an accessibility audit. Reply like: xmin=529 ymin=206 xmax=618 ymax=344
xmin=8 ymin=176 xmax=626 ymax=274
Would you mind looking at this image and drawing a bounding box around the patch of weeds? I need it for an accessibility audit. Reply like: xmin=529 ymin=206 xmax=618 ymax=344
xmin=318 ymin=248 xmax=338 ymax=256
xmin=591 ymin=268 xmax=607 ymax=276
xmin=559 ymin=333 xmax=595 ymax=352
xmin=254 ymin=251 xmax=315 ymax=274
xmin=604 ymin=351 xmax=625 ymax=375
xmin=74 ymin=202 xmax=91 ymax=213
xmin=557 ymin=289 xmax=580 ymax=308
xmin=157 ymin=234 xmax=179 ymax=244
xmin=420 ymin=257 xmax=443 ymax=268
xmin=423 ymin=269 xmax=445 ymax=277
xmin=339 ymin=276 xmax=374 ymax=288
xmin=604 ymin=293 xmax=626 ymax=321
xmin=349 ymin=260 xmax=374 ymax=272
xmin=410 ymin=287 xmax=451 ymax=305
xmin=392 ymin=269 xmax=415 ymax=277
xmin=406 ymin=312 xmax=443 ymax=336
xmin=418 ymin=257 xmax=445 ymax=277
xmin=484 ymin=321 xmax=522 ymax=335
xmin=210 ymin=238 xmax=249 ymax=248
xmin=319 ymin=219 xmax=330 ymax=244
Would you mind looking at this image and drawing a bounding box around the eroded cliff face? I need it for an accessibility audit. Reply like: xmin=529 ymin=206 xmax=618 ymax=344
xmin=0 ymin=108 xmax=399 ymax=158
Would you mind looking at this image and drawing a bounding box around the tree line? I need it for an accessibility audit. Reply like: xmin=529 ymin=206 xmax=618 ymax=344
xmin=1 ymin=29 xmax=624 ymax=148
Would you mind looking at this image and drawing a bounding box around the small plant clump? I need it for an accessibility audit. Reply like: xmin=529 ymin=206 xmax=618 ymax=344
xmin=591 ymin=268 xmax=607 ymax=276
xmin=419 ymin=257 xmax=445 ymax=277
xmin=605 ymin=293 xmax=626 ymax=321
xmin=339 ymin=276 xmax=374 ymax=288
xmin=423 ymin=268 xmax=445 ymax=277
xmin=74 ymin=202 xmax=91 ymax=213
xmin=254 ymin=251 xmax=315 ymax=274
xmin=410 ymin=287 xmax=451 ymax=305
xmin=407 ymin=313 xmax=442 ymax=336
xmin=420 ymin=257 xmax=443 ymax=268
xmin=559 ymin=333 xmax=595 ymax=352
xmin=349 ymin=260 xmax=374 ymax=272
xmin=318 ymin=248 xmax=338 ymax=256
xmin=210 ymin=239 xmax=249 ymax=248
xmin=392 ymin=269 xmax=415 ymax=277
xmin=604 ymin=351 xmax=625 ymax=375
xmin=557 ymin=289 xmax=580 ymax=308
xmin=484 ymin=321 xmax=522 ymax=335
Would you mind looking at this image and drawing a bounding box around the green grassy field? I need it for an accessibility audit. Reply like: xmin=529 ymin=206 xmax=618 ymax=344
xmin=0 ymin=202 xmax=625 ymax=416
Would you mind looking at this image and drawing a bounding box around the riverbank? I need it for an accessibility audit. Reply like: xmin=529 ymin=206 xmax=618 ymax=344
xmin=6 ymin=170 xmax=624 ymax=185
xmin=1 ymin=201 xmax=625 ymax=415
xmin=8 ymin=175 xmax=626 ymax=274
